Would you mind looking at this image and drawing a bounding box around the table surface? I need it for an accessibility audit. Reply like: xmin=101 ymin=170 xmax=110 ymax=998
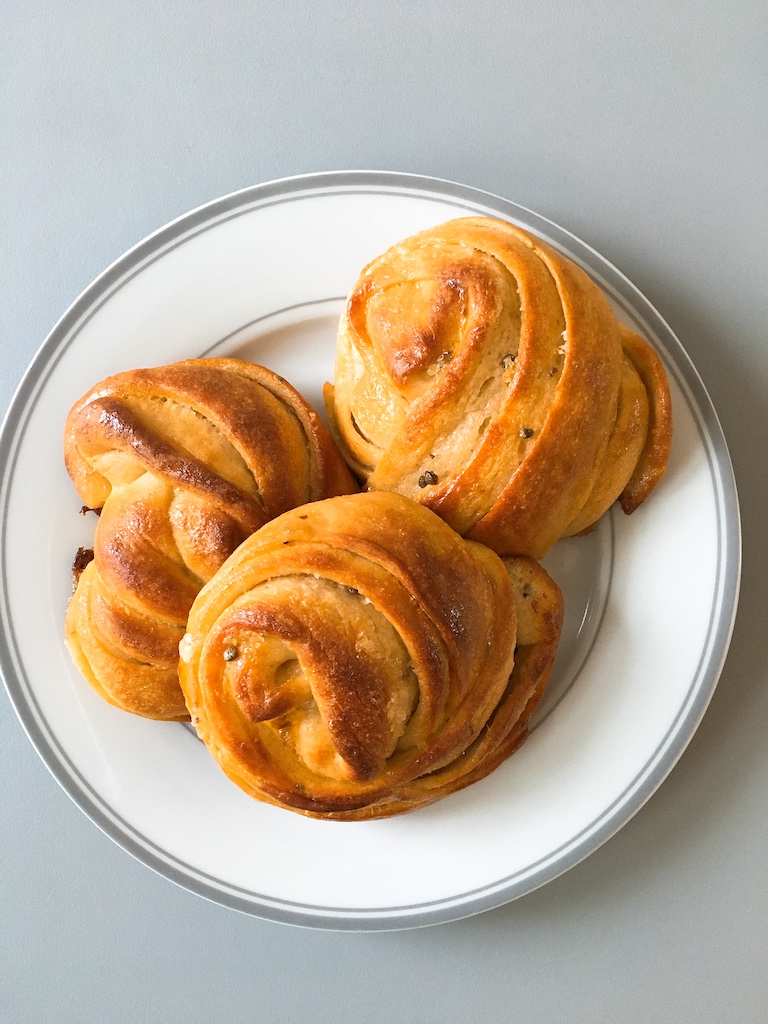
xmin=2 ymin=2 xmax=766 ymax=1021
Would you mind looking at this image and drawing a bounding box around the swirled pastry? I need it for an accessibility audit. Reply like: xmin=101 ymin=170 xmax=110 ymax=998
xmin=64 ymin=358 xmax=356 ymax=720
xmin=178 ymin=491 xmax=563 ymax=819
xmin=325 ymin=217 xmax=672 ymax=557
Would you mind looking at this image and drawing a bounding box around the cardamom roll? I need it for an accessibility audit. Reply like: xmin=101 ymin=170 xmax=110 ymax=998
xmin=64 ymin=358 xmax=357 ymax=720
xmin=325 ymin=216 xmax=672 ymax=557
xmin=178 ymin=491 xmax=563 ymax=819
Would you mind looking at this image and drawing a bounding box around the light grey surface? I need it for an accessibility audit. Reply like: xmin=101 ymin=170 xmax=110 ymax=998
xmin=1 ymin=0 xmax=765 ymax=1020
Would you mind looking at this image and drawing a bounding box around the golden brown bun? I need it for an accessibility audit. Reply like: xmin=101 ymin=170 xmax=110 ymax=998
xmin=325 ymin=217 xmax=672 ymax=557
xmin=64 ymin=358 xmax=357 ymax=720
xmin=178 ymin=491 xmax=563 ymax=819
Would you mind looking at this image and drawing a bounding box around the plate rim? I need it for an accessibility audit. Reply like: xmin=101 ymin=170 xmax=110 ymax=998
xmin=0 ymin=170 xmax=742 ymax=930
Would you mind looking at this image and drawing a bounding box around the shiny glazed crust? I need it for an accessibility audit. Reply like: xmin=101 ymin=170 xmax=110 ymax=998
xmin=64 ymin=358 xmax=357 ymax=720
xmin=325 ymin=216 xmax=672 ymax=557
xmin=178 ymin=491 xmax=563 ymax=819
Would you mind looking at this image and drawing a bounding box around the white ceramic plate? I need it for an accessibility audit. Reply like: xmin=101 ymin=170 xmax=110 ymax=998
xmin=0 ymin=172 xmax=740 ymax=929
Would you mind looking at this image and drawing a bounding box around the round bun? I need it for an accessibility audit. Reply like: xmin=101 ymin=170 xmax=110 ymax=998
xmin=179 ymin=491 xmax=563 ymax=819
xmin=325 ymin=216 xmax=672 ymax=557
xmin=64 ymin=358 xmax=356 ymax=720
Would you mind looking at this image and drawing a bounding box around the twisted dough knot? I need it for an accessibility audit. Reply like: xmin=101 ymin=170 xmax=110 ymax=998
xmin=179 ymin=492 xmax=563 ymax=819
xmin=325 ymin=217 xmax=672 ymax=557
xmin=64 ymin=358 xmax=356 ymax=720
